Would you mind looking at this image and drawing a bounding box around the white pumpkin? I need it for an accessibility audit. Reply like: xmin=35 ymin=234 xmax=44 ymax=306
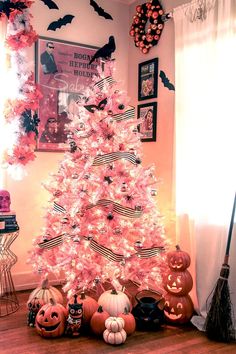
xmin=98 ymin=289 xmax=131 ymax=316
xmin=103 ymin=328 xmax=127 ymax=345
xmin=28 ymin=278 xmax=64 ymax=305
xmin=105 ymin=317 xmax=125 ymax=332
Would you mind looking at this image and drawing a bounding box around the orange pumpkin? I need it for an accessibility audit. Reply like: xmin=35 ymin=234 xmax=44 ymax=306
xmin=35 ymin=298 xmax=67 ymax=338
xmin=164 ymin=293 xmax=194 ymax=324
xmin=68 ymin=292 xmax=98 ymax=325
xmin=167 ymin=245 xmax=191 ymax=271
xmin=90 ymin=305 xmax=110 ymax=336
xmin=164 ymin=269 xmax=193 ymax=296
xmin=118 ymin=307 xmax=136 ymax=336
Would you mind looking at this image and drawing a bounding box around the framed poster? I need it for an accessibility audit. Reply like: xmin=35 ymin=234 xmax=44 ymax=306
xmin=138 ymin=58 xmax=158 ymax=101
xmin=137 ymin=102 xmax=157 ymax=142
xmin=35 ymin=36 xmax=98 ymax=151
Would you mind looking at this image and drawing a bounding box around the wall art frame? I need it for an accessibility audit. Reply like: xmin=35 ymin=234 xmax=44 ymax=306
xmin=138 ymin=58 xmax=158 ymax=101
xmin=35 ymin=36 xmax=98 ymax=152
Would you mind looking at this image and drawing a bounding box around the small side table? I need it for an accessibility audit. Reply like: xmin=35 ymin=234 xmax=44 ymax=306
xmin=0 ymin=230 xmax=19 ymax=317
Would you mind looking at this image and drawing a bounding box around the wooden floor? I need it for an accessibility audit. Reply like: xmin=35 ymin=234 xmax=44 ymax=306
xmin=0 ymin=290 xmax=235 ymax=354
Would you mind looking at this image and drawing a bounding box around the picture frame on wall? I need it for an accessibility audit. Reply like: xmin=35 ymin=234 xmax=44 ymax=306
xmin=137 ymin=102 xmax=157 ymax=142
xmin=138 ymin=58 xmax=158 ymax=101
xmin=35 ymin=36 xmax=98 ymax=152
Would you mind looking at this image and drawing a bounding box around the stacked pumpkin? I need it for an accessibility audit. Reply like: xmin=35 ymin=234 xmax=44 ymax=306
xmin=163 ymin=245 xmax=194 ymax=324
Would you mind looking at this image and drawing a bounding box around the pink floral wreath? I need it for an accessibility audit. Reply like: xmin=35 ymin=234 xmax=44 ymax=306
xmin=129 ymin=0 xmax=164 ymax=54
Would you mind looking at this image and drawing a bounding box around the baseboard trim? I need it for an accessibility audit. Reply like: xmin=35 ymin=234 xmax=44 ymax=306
xmin=12 ymin=272 xmax=64 ymax=291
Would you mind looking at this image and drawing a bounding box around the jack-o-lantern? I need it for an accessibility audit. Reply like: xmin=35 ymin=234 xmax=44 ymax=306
xmin=164 ymin=269 xmax=193 ymax=296
xmin=167 ymin=245 xmax=191 ymax=271
xmin=164 ymin=293 xmax=194 ymax=324
xmin=35 ymin=298 xmax=67 ymax=338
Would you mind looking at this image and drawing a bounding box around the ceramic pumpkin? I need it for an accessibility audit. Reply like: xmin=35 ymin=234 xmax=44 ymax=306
xmin=68 ymin=292 xmax=98 ymax=325
xmin=164 ymin=293 xmax=194 ymax=324
xmin=118 ymin=307 xmax=136 ymax=335
xmin=167 ymin=245 xmax=191 ymax=271
xmin=98 ymin=289 xmax=131 ymax=316
xmin=164 ymin=269 xmax=193 ymax=296
xmin=103 ymin=328 xmax=127 ymax=345
xmin=105 ymin=316 xmax=125 ymax=333
xmin=90 ymin=305 xmax=110 ymax=336
xmin=35 ymin=298 xmax=67 ymax=338
xmin=28 ymin=278 xmax=64 ymax=305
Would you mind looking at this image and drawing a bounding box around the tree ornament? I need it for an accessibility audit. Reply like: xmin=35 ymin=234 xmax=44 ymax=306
xmin=107 ymin=212 xmax=114 ymax=220
xmin=118 ymin=307 xmax=136 ymax=336
xmin=90 ymin=306 xmax=110 ymax=336
xmin=129 ymin=0 xmax=165 ymax=54
xmin=35 ymin=298 xmax=67 ymax=338
xmin=98 ymin=289 xmax=131 ymax=316
xmin=134 ymin=240 xmax=143 ymax=249
xmin=28 ymin=278 xmax=64 ymax=305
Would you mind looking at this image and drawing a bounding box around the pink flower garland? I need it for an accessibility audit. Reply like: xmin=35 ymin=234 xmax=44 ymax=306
xmin=1 ymin=1 xmax=42 ymax=175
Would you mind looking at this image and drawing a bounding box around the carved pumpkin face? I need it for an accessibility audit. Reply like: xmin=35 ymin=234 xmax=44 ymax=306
xmin=167 ymin=246 xmax=191 ymax=271
xmin=35 ymin=299 xmax=67 ymax=338
xmin=164 ymin=270 xmax=193 ymax=296
xmin=164 ymin=293 xmax=194 ymax=324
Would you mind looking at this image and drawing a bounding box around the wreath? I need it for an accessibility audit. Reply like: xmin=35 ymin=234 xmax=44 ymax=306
xmin=129 ymin=0 xmax=165 ymax=54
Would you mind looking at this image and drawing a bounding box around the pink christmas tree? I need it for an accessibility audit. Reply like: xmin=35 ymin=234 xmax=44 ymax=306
xmin=29 ymin=61 xmax=168 ymax=298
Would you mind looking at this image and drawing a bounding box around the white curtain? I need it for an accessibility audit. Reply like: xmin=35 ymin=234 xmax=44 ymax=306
xmin=173 ymin=0 xmax=236 ymax=327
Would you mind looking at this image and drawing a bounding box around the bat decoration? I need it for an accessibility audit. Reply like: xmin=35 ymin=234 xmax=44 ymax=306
xmin=159 ymin=70 xmax=175 ymax=91
xmin=22 ymin=110 xmax=40 ymax=136
xmin=84 ymin=98 xmax=107 ymax=113
xmin=0 ymin=0 xmax=27 ymax=18
xmin=40 ymin=0 xmax=59 ymax=10
xmin=47 ymin=14 xmax=75 ymax=31
xmin=90 ymin=0 xmax=113 ymax=20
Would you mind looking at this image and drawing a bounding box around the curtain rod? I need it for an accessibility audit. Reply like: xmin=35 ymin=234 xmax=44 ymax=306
xmin=161 ymin=12 xmax=173 ymax=22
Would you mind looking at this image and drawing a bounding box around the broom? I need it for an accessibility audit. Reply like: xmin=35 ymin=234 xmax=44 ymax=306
xmin=204 ymin=192 xmax=236 ymax=342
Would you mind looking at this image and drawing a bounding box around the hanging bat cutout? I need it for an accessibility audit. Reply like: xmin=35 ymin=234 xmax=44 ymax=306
xmin=159 ymin=70 xmax=175 ymax=91
xmin=47 ymin=15 xmax=74 ymax=31
xmin=90 ymin=0 xmax=113 ymax=20
xmin=40 ymin=0 xmax=59 ymax=10
xmin=84 ymin=98 xmax=107 ymax=113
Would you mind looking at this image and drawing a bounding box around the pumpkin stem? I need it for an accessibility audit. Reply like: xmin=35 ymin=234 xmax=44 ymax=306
xmin=111 ymin=289 xmax=118 ymax=295
xmin=74 ymin=294 xmax=78 ymax=304
xmin=176 ymin=245 xmax=181 ymax=251
xmin=80 ymin=292 xmax=86 ymax=300
xmin=97 ymin=305 xmax=103 ymax=313
xmin=49 ymin=298 xmax=56 ymax=306
xmin=41 ymin=278 xmax=49 ymax=289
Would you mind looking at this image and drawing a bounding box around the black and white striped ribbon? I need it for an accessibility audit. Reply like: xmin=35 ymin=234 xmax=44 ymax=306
xmin=53 ymin=202 xmax=66 ymax=214
xmin=94 ymin=76 xmax=115 ymax=90
xmin=38 ymin=233 xmax=165 ymax=260
xmin=136 ymin=246 xmax=165 ymax=259
xmin=112 ymin=106 xmax=135 ymax=122
xmin=93 ymin=151 xmax=138 ymax=166
xmin=87 ymin=199 xmax=142 ymax=218
xmin=89 ymin=239 xmax=124 ymax=262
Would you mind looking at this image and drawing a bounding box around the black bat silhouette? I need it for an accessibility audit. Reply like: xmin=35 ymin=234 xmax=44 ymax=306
xmin=40 ymin=0 xmax=59 ymax=10
xmin=84 ymin=98 xmax=107 ymax=113
xmin=90 ymin=0 xmax=113 ymax=20
xmin=47 ymin=15 xmax=74 ymax=31
xmin=159 ymin=70 xmax=175 ymax=91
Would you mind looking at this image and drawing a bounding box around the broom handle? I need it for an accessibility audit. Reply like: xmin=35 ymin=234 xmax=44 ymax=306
xmin=224 ymin=192 xmax=236 ymax=264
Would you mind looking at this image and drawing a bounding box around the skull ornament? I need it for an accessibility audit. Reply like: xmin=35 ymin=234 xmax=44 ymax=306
xmin=0 ymin=190 xmax=11 ymax=212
